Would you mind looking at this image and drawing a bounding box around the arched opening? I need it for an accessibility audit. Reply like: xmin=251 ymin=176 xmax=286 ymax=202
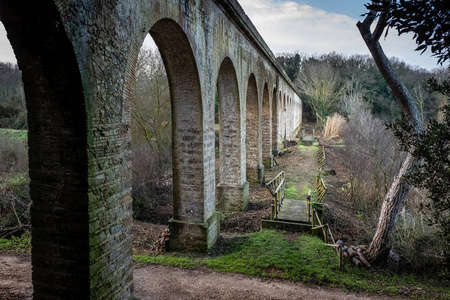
xmin=246 ymin=74 xmax=260 ymax=183
xmin=0 ymin=2 xmax=92 ymax=298
xmin=261 ymin=83 xmax=272 ymax=168
xmin=151 ymin=19 xmax=203 ymax=223
xmin=215 ymin=57 xmax=248 ymax=211
xmin=147 ymin=19 xmax=217 ymax=251
xmin=272 ymin=88 xmax=279 ymax=155
xmin=131 ymin=36 xmax=173 ymax=224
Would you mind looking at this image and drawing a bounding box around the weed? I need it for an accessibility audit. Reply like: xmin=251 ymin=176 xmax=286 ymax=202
xmin=0 ymin=232 xmax=31 ymax=253
xmin=356 ymin=211 xmax=364 ymax=219
xmin=0 ymin=128 xmax=28 ymax=141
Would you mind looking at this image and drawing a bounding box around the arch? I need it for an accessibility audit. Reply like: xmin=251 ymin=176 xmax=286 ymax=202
xmin=217 ymin=57 xmax=240 ymax=186
xmin=149 ymin=19 xmax=217 ymax=250
xmin=261 ymin=83 xmax=271 ymax=167
xmin=216 ymin=57 xmax=247 ymax=211
xmin=0 ymin=2 xmax=93 ymax=298
xmin=246 ymin=74 xmax=260 ymax=182
xmin=272 ymin=88 xmax=278 ymax=155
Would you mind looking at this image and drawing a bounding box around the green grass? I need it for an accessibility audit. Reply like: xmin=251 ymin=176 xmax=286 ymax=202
xmin=285 ymin=181 xmax=301 ymax=199
xmin=0 ymin=232 xmax=31 ymax=253
xmin=134 ymin=230 xmax=450 ymax=299
xmin=134 ymin=254 xmax=199 ymax=269
xmin=298 ymin=144 xmax=319 ymax=153
xmin=302 ymin=183 xmax=311 ymax=196
xmin=0 ymin=128 xmax=28 ymax=140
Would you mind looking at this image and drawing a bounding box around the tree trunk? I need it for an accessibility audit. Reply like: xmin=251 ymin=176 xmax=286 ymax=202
xmin=365 ymin=153 xmax=415 ymax=264
xmin=356 ymin=1 xmax=423 ymax=265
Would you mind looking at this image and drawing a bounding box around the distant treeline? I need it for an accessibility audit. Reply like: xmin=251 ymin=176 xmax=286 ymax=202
xmin=277 ymin=52 xmax=448 ymax=123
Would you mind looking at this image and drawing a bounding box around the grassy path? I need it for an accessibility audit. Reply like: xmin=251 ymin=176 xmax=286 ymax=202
xmin=265 ymin=142 xmax=319 ymax=201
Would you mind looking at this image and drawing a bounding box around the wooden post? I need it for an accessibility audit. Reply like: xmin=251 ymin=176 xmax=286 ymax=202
xmin=307 ymin=190 xmax=311 ymax=223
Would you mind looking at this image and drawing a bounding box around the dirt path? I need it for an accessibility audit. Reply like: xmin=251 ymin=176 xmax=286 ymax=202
xmin=1 ymin=254 xmax=406 ymax=300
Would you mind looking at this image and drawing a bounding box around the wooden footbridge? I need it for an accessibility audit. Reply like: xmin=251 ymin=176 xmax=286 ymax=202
xmin=261 ymin=145 xmax=331 ymax=241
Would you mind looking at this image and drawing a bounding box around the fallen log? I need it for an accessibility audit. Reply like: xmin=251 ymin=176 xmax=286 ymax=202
xmin=359 ymin=245 xmax=369 ymax=252
xmin=342 ymin=251 xmax=349 ymax=259
xmin=347 ymin=247 xmax=356 ymax=257
xmin=352 ymin=256 xmax=362 ymax=267
xmin=356 ymin=251 xmax=371 ymax=268
xmin=151 ymin=228 xmax=170 ymax=253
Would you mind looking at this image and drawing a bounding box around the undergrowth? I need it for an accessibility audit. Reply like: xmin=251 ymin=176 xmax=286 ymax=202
xmin=284 ymin=182 xmax=301 ymax=199
xmin=0 ymin=128 xmax=28 ymax=140
xmin=134 ymin=230 xmax=450 ymax=299
xmin=0 ymin=232 xmax=31 ymax=253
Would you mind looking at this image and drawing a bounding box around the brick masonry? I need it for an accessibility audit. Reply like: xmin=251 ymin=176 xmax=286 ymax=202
xmin=0 ymin=0 xmax=302 ymax=298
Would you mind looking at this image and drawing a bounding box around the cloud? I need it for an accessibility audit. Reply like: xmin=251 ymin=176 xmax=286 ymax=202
xmin=239 ymin=0 xmax=440 ymax=69
xmin=0 ymin=23 xmax=16 ymax=64
xmin=0 ymin=1 xmax=441 ymax=69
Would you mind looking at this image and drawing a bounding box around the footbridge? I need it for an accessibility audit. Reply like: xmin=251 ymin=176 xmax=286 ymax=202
xmin=0 ymin=0 xmax=302 ymax=298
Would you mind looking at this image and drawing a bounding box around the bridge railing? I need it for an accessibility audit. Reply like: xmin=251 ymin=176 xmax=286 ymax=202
xmin=315 ymin=175 xmax=327 ymax=203
xmin=318 ymin=145 xmax=326 ymax=172
xmin=311 ymin=206 xmax=343 ymax=269
xmin=265 ymin=171 xmax=286 ymax=220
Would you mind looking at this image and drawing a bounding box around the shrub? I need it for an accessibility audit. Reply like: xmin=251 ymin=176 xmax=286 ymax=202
xmin=0 ymin=131 xmax=30 ymax=230
xmin=323 ymin=113 xmax=346 ymax=139
xmin=131 ymin=144 xmax=172 ymax=220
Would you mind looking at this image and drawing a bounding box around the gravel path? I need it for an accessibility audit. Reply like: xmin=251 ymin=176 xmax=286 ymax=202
xmin=1 ymin=254 xmax=406 ymax=300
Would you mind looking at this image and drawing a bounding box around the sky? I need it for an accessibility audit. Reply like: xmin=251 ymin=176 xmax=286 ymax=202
xmin=0 ymin=0 xmax=442 ymax=70
xmin=239 ymin=0 xmax=441 ymax=70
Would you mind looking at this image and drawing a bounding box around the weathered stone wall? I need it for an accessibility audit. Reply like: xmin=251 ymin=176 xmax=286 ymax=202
xmin=1 ymin=0 xmax=302 ymax=298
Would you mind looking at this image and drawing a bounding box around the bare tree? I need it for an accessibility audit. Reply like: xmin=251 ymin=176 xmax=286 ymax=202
xmin=132 ymin=48 xmax=171 ymax=155
xmin=295 ymin=60 xmax=343 ymax=127
xmin=357 ymin=0 xmax=423 ymax=265
xmin=341 ymin=76 xmax=367 ymax=121
xmin=131 ymin=47 xmax=172 ymax=215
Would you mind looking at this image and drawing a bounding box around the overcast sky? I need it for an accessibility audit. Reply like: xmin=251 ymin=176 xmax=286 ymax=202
xmin=0 ymin=0 xmax=442 ymax=70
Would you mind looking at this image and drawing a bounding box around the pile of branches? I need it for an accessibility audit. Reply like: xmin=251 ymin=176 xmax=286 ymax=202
xmin=0 ymin=225 xmax=30 ymax=239
xmin=151 ymin=228 xmax=170 ymax=253
xmin=336 ymin=240 xmax=371 ymax=268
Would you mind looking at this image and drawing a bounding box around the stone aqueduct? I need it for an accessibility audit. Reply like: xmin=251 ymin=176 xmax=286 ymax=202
xmin=0 ymin=0 xmax=302 ymax=298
